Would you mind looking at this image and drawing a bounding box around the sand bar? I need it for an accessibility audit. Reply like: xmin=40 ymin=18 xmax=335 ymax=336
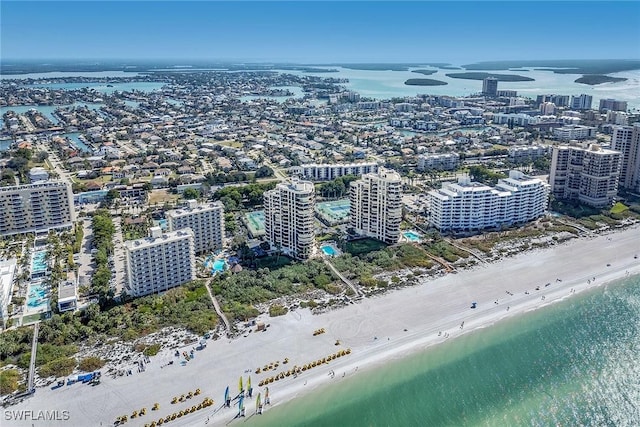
xmin=8 ymin=226 xmax=640 ymax=426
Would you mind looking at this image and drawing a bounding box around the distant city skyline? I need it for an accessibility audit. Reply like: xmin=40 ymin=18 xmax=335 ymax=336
xmin=2 ymin=1 xmax=639 ymax=62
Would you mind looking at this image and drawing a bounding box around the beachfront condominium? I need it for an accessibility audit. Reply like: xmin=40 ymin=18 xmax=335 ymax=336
xmin=599 ymin=98 xmax=628 ymax=113
xmin=570 ymin=94 xmax=593 ymax=110
xmin=263 ymin=177 xmax=316 ymax=259
xmin=289 ymin=162 xmax=379 ymax=182
xmin=350 ymin=168 xmax=403 ymax=244
xmin=0 ymin=181 xmax=74 ymax=237
xmin=610 ymin=124 xmax=640 ymax=192
xmin=549 ymin=144 xmax=622 ymax=208
xmin=428 ymin=171 xmax=549 ymax=232
xmin=125 ymin=227 xmax=196 ymax=297
xmin=166 ymin=200 xmax=225 ymax=254
xmin=482 ymin=77 xmax=498 ymax=97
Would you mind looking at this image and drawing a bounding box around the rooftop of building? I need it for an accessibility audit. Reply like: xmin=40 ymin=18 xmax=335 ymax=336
xmin=125 ymin=228 xmax=194 ymax=250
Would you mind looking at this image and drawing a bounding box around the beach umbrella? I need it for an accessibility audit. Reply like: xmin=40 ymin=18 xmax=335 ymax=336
xmin=239 ymin=376 xmax=243 ymax=393
xmin=265 ymin=387 xmax=270 ymax=404
xmin=224 ymin=386 xmax=229 ymax=406
xmin=247 ymin=376 xmax=251 ymax=390
xmin=238 ymin=395 xmax=244 ymax=416
xmin=256 ymin=393 xmax=261 ymax=414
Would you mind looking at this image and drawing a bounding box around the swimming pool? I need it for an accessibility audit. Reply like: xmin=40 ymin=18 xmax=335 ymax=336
xmin=213 ymin=259 xmax=226 ymax=272
xmin=403 ymin=231 xmax=421 ymax=242
xmin=321 ymin=245 xmax=336 ymax=256
xmin=31 ymin=251 xmax=48 ymax=273
xmin=27 ymin=283 xmax=50 ymax=310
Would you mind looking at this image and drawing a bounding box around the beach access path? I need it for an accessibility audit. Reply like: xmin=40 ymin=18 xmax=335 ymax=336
xmin=10 ymin=225 xmax=640 ymax=427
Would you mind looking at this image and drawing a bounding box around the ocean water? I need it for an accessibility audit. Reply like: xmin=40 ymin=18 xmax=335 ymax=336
xmin=250 ymin=275 xmax=640 ymax=427
xmin=282 ymin=67 xmax=640 ymax=111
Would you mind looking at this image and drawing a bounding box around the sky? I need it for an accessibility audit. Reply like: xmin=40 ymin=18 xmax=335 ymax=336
xmin=1 ymin=1 xmax=639 ymax=63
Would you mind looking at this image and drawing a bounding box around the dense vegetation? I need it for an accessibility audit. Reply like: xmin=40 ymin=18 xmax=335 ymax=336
xmin=211 ymin=260 xmax=338 ymax=321
xmin=213 ymin=182 xmax=277 ymax=211
xmin=468 ymin=165 xmax=507 ymax=186
xmin=317 ymin=175 xmax=359 ymax=198
xmin=0 ymin=280 xmax=217 ymax=382
xmin=445 ymin=72 xmax=534 ymax=82
xmin=404 ymin=78 xmax=448 ymax=86
xmin=411 ymin=69 xmax=438 ymax=76
xmin=460 ymin=59 xmax=640 ymax=75
xmin=574 ymin=75 xmax=627 ymax=85
xmin=90 ymin=209 xmax=116 ymax=305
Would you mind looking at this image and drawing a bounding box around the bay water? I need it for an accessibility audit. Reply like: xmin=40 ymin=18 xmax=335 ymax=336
xmin=250 ymin=275 xmax=640 ymax=426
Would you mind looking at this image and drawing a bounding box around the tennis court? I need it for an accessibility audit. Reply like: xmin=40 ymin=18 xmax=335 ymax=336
xmin=244 ymin=210 xmax=266 ymax=237
xmin=315 ymin=199 xmax=350 ymax=225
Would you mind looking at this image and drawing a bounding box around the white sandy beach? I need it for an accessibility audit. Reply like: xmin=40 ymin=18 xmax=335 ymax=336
xmin=7 ymin=226 xmax=640 ymax=427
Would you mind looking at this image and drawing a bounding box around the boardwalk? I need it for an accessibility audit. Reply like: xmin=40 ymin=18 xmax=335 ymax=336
xmin=27 ymin=322 xmax=39 ymax=392
xmin=205 ymin=280 xmax=232 ymax=335
xmin=323 ymin=258 xmax=362 ymax=297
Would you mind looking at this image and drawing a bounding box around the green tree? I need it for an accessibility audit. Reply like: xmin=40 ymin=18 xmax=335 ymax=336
xmin=183 ymin=188 xmax=200 ymax=200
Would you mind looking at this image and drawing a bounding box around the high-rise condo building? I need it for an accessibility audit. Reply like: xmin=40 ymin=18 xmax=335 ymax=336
xmin=428 ymin=171 xmax=549 ymax=232
xmin=166 ymin=200 xmax=225 ymax=254
xmin=263 ymin=177 xmax=315 ymax=259
xmin=350 ymin=168 xmax=403 ymax=244
xmin=289 ymin=162 xmax=379 ymax=181
xmin=0 ymin=181 xmax=74 ymax=236
xmin=482 ymin=77 xmax=498 ymax=97
xmin=599 ymin=98 xmax=628 ymax=113
xmin=570 ymin=94 xmax=593 ymax=110
xmin=549 ymin=144 xmax=622 ymax=208
xmin=610 ymin=124 xmax=640 ymax=192
xmin=125 ymin=227 xmax=196 ymax=297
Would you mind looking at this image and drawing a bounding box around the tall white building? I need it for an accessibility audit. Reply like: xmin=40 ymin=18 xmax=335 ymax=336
xmin=0 ymin=181 xmax=74 ymax=236
xmin=263 ymin=177 xmax=316 ymax=259
xmin=289 ymin=162 xmax=379 ymax=181
xmin=125 ymin=227 xmax=196 ymax=297
xmin=610 ymin=124 xmax=640 ymax=191
xmin=350 ymin=168 xmax=403 ymax=244
xmin=553 ymin=125 xmax=596 ymax=141
xmin=549 ymin=144 xmax=622 ymax=208
xmin=428 ymin=171 xmax=549 ymax=232
xmin=166 ymin=200 xmax=225 ymax=254
xmin=417 ymin=153 xmax=460 ymax=171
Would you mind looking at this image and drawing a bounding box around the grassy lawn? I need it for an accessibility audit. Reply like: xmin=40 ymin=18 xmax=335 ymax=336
xmin=148 ymin=189 xmax=180 ymax=205
xmin=610 ymin=202 xmax=629 ymax=215
xmin=345 ymin=238 xmax=387 ymax=256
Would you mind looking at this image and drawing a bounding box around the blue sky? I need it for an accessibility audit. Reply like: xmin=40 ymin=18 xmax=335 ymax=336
xmin=2 ymin=1 xmax=639 ymax=63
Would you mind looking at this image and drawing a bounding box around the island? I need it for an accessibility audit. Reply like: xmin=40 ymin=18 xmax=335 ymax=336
xmin=411 ymin=69 xmax=438 ymax=76
xmin=404 ymin=78 xmax=448 ymax=86
xmin=445 ymin=72 xmax=534 ymax=82
xmin=574 ymin=74 xmax=627 ymax=85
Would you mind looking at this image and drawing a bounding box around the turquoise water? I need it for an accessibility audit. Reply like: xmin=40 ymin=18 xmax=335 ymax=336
xmin=31 ymin=251 xmax=47 ymax=273
xmin=27 ymin=283 xmax=49 ymax=309
xmin=250 ymin=275 xmax=640 ymax=427
xmin=403 ymin=231 xmax=421 ymax=242
xmin=284 ymin=67 xmax=640 ymax=111
xmin=213 ymin=259 xmax=226 ymax=272
xmin=321 ymin=245 xmax=336 ymax=256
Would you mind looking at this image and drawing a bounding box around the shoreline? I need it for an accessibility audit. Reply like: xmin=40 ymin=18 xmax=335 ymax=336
xmin=8 ymin=226 xmax=640 ymax=427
